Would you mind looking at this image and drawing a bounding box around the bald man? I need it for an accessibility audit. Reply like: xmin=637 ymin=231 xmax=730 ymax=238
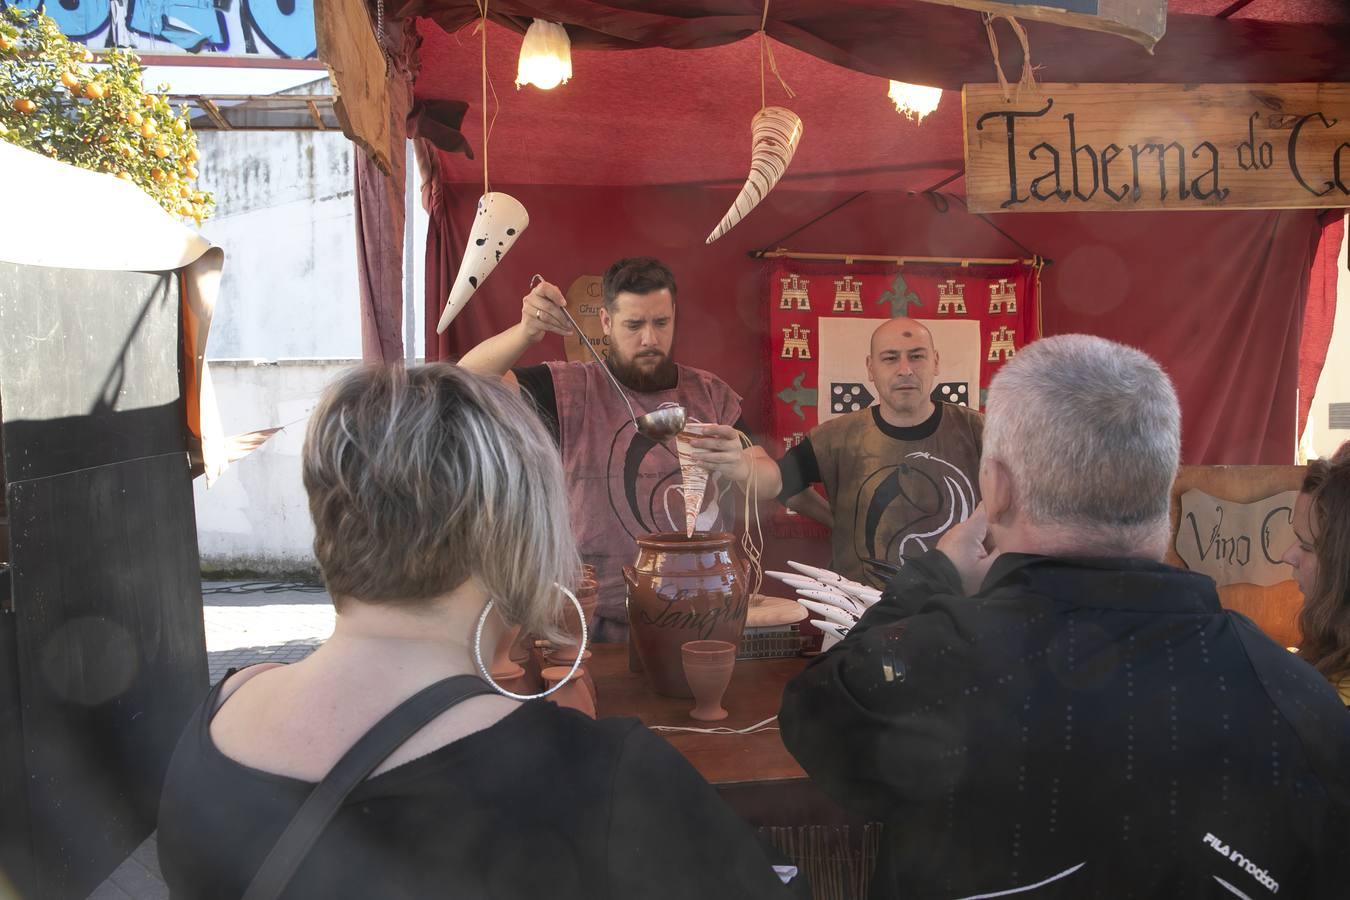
xmin=697 ymin=318 xmax=983 ymax=583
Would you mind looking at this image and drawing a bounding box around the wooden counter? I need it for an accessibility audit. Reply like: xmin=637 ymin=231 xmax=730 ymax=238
xmin=591 ymin=644 xmax=807 ymax=785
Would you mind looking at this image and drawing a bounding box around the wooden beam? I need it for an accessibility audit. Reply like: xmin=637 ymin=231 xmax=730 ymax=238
xmin=306 ymin=100 xmax=326 ymax=130
xmin=197 ymin=98 xmax=231 ymax=130
xmin=756 ymin=248 xmax=1038 ymax=268
xmin=1215 ymin=0 xmax=1260 ymax=18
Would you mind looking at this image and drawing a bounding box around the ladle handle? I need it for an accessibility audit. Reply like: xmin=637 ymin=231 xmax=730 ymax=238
xmin=554 ymin=301 xmax=642 ymax=428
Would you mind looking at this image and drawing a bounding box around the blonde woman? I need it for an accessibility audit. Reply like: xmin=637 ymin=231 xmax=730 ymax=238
xmin=158 ymin=364 xmax=797 ymax=899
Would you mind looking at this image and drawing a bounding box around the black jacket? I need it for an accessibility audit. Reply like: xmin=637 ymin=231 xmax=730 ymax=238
xmin=780 ymin=551 xmax=1350 ymax=899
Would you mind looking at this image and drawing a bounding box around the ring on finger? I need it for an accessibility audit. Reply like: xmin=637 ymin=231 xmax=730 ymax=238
xmin=535 ymin=310 xmax=541 ymax=320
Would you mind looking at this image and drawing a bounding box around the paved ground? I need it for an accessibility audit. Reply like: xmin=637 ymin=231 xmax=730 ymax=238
xmin=89 ymin=581 xmax=334 ymax=899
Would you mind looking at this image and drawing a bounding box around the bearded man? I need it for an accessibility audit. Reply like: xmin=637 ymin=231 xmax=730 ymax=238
xmin=459 ymin=257 xmax=765 ymax=641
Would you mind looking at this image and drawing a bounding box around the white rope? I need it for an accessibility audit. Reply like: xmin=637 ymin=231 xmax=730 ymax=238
xmin=650 ymin=715 xmax=779 ymax=736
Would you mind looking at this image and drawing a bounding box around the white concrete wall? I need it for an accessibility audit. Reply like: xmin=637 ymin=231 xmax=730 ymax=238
xmin=196 ymin=126 xmax=360 ymax=359
xmin=191 ymin=85 xmax=428 ymax=572
xmin=1306 ymin=217 xmax=1350 ymax=460
xmin=194 ymin=359 xmax=356 ymax=573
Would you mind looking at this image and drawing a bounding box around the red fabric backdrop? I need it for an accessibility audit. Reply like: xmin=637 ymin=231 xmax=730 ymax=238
xmin=432 ymin=183 xmax=1337 ymax=466
xmin=428 ymin=183 xmax=1339 ymax=573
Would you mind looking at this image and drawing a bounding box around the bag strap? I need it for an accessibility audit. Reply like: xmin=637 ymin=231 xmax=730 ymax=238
xmin=241 ymin=674 xmax=496 ymax=900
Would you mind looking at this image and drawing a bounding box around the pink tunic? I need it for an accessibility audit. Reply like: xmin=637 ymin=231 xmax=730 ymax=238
xmin=546 ymin=361 xmax=743 ymax=632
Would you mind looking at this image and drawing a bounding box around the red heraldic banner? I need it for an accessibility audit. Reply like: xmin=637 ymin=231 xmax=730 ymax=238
xmin=766 ymin=258 xmax=1041 ymax=537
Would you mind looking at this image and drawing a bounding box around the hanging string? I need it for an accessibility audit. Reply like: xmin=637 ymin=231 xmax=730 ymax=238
xmin=737 ymin=427 xmax=765 ymax=599
xmin=983 ymin=13 xmax=1037 ymax=103
xmin=758 ymin=0 xmax=796 ymax=109
xmin=473 ymin=0 xmax=499 ymax=195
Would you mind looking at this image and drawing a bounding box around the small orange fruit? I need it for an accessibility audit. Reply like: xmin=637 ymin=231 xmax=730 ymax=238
xmin=61 ymin=71 xmax=79 ymax=89
xmin=154 ymin=143 xmax=168 ymax=158
xmin=187 ymin=147 xmax=200 ymax=162
xmin=185 ymin=165 xmax=198 ymax=179
xmin=173 ymin=119 xmax=187 ymax=135
xmin=129 ymin=111 xmax=143 ymax=127
xmin=151 ymin=167 xmax=166 ymax=182
xmin=116 ymin=171 xmax=132 ymax=181
xmin=0 ymin=36 xmax=13 ymax=52
xmin=85 ymin=82 xmax=105 ymax=100
xmin=141 ymin=120 xmax=156 ymax=137
xmin=12 ymin=98 xmax=35 ymax=114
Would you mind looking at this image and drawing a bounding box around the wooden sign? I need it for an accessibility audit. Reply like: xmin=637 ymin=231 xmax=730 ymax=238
xmin=914 ymin=0 xmax=1165 ymax=50
xmin=561 ymin=275 xmax=610 ymax=364
xmin=1166 ymin=466 xmax=1306 ymax=649
xmin=1174 ymin=488 xmax=1298 ymax=588
xmin=964 ymin=83 xmax=1350 ymax=213
xmin=315 ymin=0 xmax=391 ymax=174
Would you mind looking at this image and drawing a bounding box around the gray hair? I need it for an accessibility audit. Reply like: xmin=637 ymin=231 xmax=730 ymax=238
xmin=983 ymin=335 xmax=1180 ymax=548
xmin=302 ymin=363 xmax=576 ymax=639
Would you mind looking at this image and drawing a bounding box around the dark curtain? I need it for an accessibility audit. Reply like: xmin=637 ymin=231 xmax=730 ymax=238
xmin=394 ymin=2 xmax=1350 ymax=90
xmin=354 ymin=19 xmax=418 ymax=364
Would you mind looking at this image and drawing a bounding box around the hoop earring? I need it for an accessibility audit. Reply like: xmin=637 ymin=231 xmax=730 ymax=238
xmin=473 ymin=584 xmax=588 ymax=700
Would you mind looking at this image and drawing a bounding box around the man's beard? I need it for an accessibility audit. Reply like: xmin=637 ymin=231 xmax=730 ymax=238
xmin=607 ymin=351 xmax=678 ymax=392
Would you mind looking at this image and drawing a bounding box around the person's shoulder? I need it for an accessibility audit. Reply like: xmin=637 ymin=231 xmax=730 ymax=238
xmin=678 ymin=363 xmax=736 ymax=392
xmin=677 ymin=364 xmax=743 ymax=408
xmin=816 ymin=407 xmax=873 ymax=434
xmin=514 ymin=701 xmax=645 ymax=752
xmin=942 ymin=401 xmax=984 ymax=428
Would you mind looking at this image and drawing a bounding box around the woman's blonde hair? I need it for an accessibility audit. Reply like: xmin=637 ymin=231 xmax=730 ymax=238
xmin=302 ymin=363 xmax=577 ymax=638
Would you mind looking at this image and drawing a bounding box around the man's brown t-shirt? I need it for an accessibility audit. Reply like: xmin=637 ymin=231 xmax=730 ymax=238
xmin=777 ymin=402 xmax=983 ymax=583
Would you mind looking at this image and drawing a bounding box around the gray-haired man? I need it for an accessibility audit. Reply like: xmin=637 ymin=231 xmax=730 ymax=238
xmin=779 ymin=335 xmax=1350 ymax=898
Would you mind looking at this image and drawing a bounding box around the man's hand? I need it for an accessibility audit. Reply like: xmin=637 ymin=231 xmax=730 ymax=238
xmin=520 ymin=279 xmax=573 ymax=343
xmin=936 ymin=503 xmax=999 ymax=596
xmin=688 ymin=424 xmax=752 ymax=484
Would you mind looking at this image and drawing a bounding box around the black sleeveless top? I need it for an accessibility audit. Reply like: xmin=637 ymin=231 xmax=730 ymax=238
xmin=158 ymin=675 xmax=797 ymax=899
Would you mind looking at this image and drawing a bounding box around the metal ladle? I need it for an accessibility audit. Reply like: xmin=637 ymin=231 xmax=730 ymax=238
xmin=531 ymin=276 xmax=686 ymax=440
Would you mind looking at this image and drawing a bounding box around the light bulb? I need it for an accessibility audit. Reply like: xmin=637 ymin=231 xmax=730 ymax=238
xmin=516 ymin=20 xmax=572 ymax=91
xmin=888 ymin=81 xmax=942 ymax=123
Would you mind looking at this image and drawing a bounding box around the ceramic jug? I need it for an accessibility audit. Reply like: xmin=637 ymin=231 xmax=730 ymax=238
xmin=624 ymin=531 xmax=749 ymax=697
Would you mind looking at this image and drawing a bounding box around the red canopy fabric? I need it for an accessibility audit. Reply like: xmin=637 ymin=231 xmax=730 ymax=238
xmin=401 ymin=1 xmax=1349 ymax=92
xmin=391 ymin=1 xmax=1346 ymax=466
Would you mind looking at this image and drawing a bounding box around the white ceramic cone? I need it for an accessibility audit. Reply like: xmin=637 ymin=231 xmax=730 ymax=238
xmin=706 ymin=106 xmax=802 ymax=244
xmin=676 ymin=431 xmax=710 ymax=538
xmin=436 ymin=192 xmax=529 ymax=334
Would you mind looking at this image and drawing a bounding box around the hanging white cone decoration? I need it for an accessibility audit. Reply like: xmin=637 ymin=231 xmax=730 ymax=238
xmin=436 ymin=192 xmax=530 ymax=334
xmin=706 ymin=106 xmax=802 ymax=244
xmin=675 ymin=430 xmax=711 ymax=538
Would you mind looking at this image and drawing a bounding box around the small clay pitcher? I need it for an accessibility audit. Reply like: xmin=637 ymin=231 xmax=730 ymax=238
xmin=625 ymin=532 xmax=749 ymax=698
xmin=541 ymin=665 xmax=596 ymax=719
xmin=559 ymin=577 xmax=598 ymax=654
xmin=682 ymin=640 xmax=736 ymax=721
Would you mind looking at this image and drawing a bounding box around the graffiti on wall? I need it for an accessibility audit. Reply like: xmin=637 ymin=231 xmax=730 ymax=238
xmin=0 ymin=0 xmax=316 ymax=58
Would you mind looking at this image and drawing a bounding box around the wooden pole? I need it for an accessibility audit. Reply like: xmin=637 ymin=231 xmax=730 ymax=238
xmin=755 ymin=247 xmax=1041 ymax=267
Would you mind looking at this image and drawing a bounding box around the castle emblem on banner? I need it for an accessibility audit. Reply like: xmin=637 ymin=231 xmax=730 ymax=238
xmin=988 ymin=326 xmax=1017 ymax=361
xmin=937 ymin=279 xmax=967 ymax=314
xmin=782 ymin=323 xmax=812 ymax=359
xmin=988 ymin=279 xmax=1017 ymax=314
xmin=833 ymin=276 xmax=862 ymax=313
xmin=780 ymin=273 xmax=811 ymax=310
